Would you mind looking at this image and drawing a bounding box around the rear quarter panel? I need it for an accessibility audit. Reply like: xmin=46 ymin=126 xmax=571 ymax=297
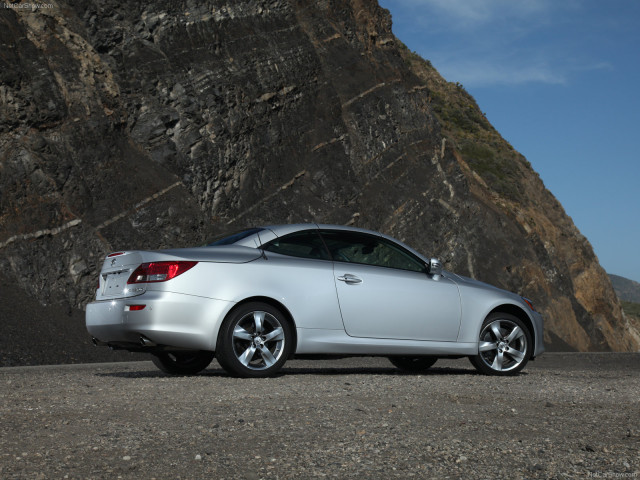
xmin=147 ymin=255 xmax=345 ymax=331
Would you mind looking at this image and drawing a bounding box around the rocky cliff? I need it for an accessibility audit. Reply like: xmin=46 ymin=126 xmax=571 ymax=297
xmin=1 ymin=0 xmax=637 ymax=353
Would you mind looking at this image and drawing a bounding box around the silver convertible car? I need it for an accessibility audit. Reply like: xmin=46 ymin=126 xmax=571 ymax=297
xmin=86 ymin=224 xmax=544 ymax=377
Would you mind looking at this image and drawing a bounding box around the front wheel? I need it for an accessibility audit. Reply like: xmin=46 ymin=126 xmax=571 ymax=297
xmin=151 ymin=351 xmax=215 ymax=375
xmin=469 ymin=312 xmax=532 ymax=376
xmin=388 ymin=356 xmax=438 ymax=372
xmin=216 ymin=302 xmax=293 ymax=378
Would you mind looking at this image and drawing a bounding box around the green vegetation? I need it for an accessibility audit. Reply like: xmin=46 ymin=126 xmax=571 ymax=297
xmin=621 ymin=301 xmax=640 ymax=318
xmin=397 ymin=41 xmax=530 ymax=202
xmin=459 ymin=142 xmax=523 ymax=199
xmin=397 ymin=41 xmax=431 ymax=67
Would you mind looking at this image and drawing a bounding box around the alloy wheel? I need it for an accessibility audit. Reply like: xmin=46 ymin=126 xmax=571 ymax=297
xmin=477 ymin=318 xmax=528 ymax=373
xmin=231 ymin=310 xmax=286 ymax=370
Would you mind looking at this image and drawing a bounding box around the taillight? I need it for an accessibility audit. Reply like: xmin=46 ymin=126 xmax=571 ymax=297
xmin=127 ymin=261 xmax=198 ymax=284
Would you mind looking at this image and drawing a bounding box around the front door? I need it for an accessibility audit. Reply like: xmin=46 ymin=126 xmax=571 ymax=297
xmin=321 ymin=230 xmax=461 ymax=341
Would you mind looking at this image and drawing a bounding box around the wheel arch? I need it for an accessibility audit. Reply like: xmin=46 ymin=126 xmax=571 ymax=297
xmin=487 ymin=304 xmax=536 ymax=358
xmin=220 ymin=296 xmax=298 ymax=355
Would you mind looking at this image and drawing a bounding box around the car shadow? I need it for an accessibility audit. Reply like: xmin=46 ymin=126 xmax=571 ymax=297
xmin=278 ymin=366 xmax=480 ymax=376
xmin=95 ymin=365 xmax=488 ymax=379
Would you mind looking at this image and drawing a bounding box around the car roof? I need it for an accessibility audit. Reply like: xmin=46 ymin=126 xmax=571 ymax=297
xmin=208 ymin=224 xmax=430 ymax=263
xmin=259 ymin=224 xmax=429 ymax=262
xmin=263 ymin=223 xmax=383 ymax=237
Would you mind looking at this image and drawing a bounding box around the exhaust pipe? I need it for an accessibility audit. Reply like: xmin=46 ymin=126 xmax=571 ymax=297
xmin=139 ymin=335 xmax=157 ymax=347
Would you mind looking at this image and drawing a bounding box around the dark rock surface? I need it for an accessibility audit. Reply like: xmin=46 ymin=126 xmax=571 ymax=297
xmin=0 ymin=274 xmax=137 ymax=366
xmin=0 ymin=0 xmax=637 ymax=359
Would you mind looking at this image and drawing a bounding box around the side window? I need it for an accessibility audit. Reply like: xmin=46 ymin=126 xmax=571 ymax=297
xmin=207 ymin=228 xmax=265 ymax=246
xmin=263 ymin=230 xmax=330 ymax=261
xmin=320 ymin=230 xmax=426 ymax=273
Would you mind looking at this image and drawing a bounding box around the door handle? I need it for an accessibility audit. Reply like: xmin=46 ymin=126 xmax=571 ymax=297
xmin=337 ymin=274 xmax=362 ymax=285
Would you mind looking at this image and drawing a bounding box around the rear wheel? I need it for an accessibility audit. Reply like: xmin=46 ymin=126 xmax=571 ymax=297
xmin=151 ymin=351 xmax=215 ymax=375
xmin=216 ymin=302 xmax=293 ymax=378
xmin=469 ymin=312 xmax=532 ymax=376
xmin=388 ymin=356 xmax=438 ymax=372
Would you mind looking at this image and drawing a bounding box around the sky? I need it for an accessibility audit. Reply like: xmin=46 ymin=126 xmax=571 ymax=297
xmin=378 ymin=0 xmax=640 ymax=283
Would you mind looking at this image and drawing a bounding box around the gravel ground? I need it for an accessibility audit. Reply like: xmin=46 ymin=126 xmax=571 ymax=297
xmin=1 ymin=353 xmax=639 ymax=479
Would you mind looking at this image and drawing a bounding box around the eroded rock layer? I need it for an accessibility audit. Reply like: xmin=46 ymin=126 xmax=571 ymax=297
xmin=1 ymin=0 xmax=637 ymax=351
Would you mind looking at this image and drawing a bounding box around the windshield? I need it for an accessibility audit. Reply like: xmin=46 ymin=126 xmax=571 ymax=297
xmin=207 ymin=228 xmax=265 ymax=246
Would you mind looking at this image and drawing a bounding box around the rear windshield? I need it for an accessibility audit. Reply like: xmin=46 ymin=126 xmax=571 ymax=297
xmin=207 ymin=228 xmax=265 ymax=246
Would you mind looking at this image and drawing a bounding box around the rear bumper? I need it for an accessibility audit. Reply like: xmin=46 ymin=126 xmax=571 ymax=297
xmin=86 ymin=291 xmax=234 ymax=351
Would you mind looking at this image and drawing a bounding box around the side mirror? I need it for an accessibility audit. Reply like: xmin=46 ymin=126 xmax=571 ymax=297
xmin=428 ymin=258 xmax=442 ymax=277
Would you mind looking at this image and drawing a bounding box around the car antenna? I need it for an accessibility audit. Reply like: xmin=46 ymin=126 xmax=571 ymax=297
xmin=256 ymin=229 xmax=268 ymax=260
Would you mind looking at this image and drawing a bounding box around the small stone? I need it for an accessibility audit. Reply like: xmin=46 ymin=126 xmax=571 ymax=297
xmin=257 ymin=92 xmax=276 ymax=102
xmin=123 ymin=456 xmax=131 ymax=461
xmin=195 ymin=454 xmax=202 ymax=461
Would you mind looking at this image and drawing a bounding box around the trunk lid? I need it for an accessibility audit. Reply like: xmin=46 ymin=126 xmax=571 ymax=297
xmin=96 ymin=252 xmax=145 ymax=301
xmin=94 ymin=246 xmax=262 ymax=301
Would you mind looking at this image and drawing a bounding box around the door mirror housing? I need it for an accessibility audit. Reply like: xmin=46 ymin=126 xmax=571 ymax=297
xmin=428 ymin=258 xmax=443 ymax=277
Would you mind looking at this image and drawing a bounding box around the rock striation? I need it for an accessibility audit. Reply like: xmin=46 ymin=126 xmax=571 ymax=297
xmin=0 ymin=0 xmax=637 ymax=352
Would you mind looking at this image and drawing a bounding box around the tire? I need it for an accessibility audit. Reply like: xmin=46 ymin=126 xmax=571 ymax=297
xmin=469 ymin=312 xmax=532 ymax=376
xmin=388 ymin=356 xmax=438 ymax=372
xmin=151 ymin=351 xmax=215 ymax=375
xmin=216 ymin=302 xmax=293 ymax=378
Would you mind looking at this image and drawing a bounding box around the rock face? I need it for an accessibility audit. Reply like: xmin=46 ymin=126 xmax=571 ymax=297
xmin=0 ymin=0 xmax=637 ymax=352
